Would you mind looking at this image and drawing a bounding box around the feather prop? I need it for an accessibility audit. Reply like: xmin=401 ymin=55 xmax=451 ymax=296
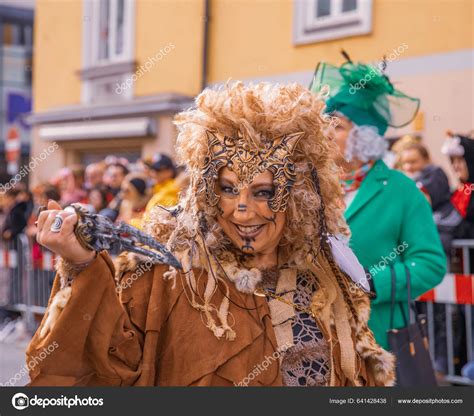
xmin=328 ymin=235 xmax=370 ymax=293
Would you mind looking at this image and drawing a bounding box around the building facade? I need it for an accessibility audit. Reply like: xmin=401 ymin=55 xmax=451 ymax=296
xmin=0 ymin=0 xmax=33 ymax=185
xmin=28 ymin=0 xmax=473 ymax=186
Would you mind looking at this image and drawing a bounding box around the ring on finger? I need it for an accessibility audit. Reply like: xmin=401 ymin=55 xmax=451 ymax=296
xmin=50 ymin=215 xmax=64 ymax=233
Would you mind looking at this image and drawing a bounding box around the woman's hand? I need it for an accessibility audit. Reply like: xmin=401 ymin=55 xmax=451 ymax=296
xmin=36 ymin=200 xmax=96 ymax=264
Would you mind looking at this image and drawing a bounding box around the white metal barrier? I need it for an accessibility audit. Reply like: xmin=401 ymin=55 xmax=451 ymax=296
xmin=418 ymin=239 xmax=474 ymax=386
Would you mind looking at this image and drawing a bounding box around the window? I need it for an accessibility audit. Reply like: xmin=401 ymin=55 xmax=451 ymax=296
xmin=89 ymin=0 xmax=133 ymax=65
xmin=3 ymin=22 xmax=32 ymax=47
xmin=1 ymin=21 xmax=33 ymax=86
xmin=81 ymin=0 xmax=135 ymax=104
xmin=293 ymin=0 xmax=373 ymax=45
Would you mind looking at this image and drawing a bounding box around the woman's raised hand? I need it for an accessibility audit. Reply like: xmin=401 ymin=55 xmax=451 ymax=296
xmin=36 ymin=200 xmax=96 ymax=264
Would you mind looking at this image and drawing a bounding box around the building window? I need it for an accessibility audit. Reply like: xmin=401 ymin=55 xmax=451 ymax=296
xmin=92 ymin=0 xmax=131 ymax=65
xmin=293 ymin=0 xmax=373 ymax=45
xmin=81 ymin=0 xmax=135 ymax=104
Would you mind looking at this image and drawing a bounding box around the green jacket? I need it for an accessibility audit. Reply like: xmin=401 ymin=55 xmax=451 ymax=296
xmin=345 ymin=160 xmax=446 ymax=350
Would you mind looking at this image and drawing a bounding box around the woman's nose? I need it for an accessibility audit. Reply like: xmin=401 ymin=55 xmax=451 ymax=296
xmin=233 ymin=190 xmax=254 ymax=222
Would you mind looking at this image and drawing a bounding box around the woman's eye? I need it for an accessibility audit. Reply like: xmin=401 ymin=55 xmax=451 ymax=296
xmin=220 ymin=185 xmax=236 ymax=195
xmin=254 ymin=189 xmax=274 ymax=199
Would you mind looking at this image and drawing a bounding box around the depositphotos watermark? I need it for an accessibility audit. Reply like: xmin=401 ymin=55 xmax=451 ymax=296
xmin=115 ymin=42 xmax=176 ymax=95
xmin=348 ymin=242 xmax=409 ymax=293
xmin=1 ymin=340 xmax=59 ymax=386
xmin=116 ymin=255 xmax=157 ymax=294
xmin=0 ymin=142 xmax=59 ymax=194
xmin=464 ymin=183 xmax=474 ymax=195
xmin=11 ymin=392 xmax=103 ymax=410
xmin=234 ymin=344 xmax=291 ymax=386
xmin=349 ymin=42 xmax=408 ymax=95
xmin=368 ymin=241 xmax=409 ymax=277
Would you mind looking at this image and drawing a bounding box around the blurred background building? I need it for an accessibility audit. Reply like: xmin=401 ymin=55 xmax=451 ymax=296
xmin=0 ymin=0 xmax=33 ymax=184
xmin=9 ymin=0 xmax=473 ymax=186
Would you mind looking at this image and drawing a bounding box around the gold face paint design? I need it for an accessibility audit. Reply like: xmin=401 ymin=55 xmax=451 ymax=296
xmin=202 ymin=130 xmax=304 ymax=212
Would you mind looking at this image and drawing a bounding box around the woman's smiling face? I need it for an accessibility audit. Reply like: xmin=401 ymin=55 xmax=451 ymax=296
xmin=216 ymin=167 xmax=285 ymax=256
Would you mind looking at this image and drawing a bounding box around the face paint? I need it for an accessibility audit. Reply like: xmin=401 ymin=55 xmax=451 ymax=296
xmin=216 ymin=168 xmax=286 ymax=257
xmin=242 ymin=237 xmax=256 ymax=253
xmin=262 ymin=214 xmax=277 ymax=226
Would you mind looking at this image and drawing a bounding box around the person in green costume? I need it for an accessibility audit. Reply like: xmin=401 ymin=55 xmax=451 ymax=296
xmin=311 ymin=54 xmax=447 ymax=350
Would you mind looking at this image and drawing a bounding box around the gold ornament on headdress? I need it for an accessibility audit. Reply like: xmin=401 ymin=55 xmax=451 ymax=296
xmin=202 ymin=130 xmax=304 ymax=212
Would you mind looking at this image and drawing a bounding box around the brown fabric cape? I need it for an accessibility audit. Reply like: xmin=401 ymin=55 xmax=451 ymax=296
xmin=26 ymin=251 xmax=390 ymax=386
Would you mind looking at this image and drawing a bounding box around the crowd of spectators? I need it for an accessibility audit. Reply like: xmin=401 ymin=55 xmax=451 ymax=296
xmin=0 ymin=153 xmax=184 ymax=241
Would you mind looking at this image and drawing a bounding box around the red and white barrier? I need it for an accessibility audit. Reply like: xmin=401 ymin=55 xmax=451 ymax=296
xmin=0 ymin=248 xmax=57 ymax=271
xmin=419 ymin=273 xmax=474 ymax=305
xmin=0 ymin=249 xmax=18 ymax=269
xmin=40 ymin=251 xmax=57 ymax=271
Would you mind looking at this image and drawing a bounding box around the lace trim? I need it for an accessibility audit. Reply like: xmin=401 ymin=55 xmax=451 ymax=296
xmin=281 ymin=270 xmax=330 ymax=386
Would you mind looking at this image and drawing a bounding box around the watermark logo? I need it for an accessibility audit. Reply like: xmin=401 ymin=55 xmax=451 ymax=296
xmin=1 ymin=340 xmax=59 ymax=387
xmin=368 ymin=241 xmax=409 ymax=277
xmin=11 ymin=393 xmax=103 ymax=409
xmin=349 ymin=43 xmax=408 ymax=95
xmin=0 ymin=142 xmax=59 ymax=194
xmin=116 ymin=255 xmax=157 ymax=293
xmin=234 ymin=344 xmax=291 ymax=386
xmin=464 ymin=183 xmax=474 ymax=195
xmin=12 ymin=393 xmax=29 ymax=410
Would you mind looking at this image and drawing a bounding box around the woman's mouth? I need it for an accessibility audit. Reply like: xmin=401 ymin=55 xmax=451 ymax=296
xmin=233 ymin=223 xmax=265 ymax=238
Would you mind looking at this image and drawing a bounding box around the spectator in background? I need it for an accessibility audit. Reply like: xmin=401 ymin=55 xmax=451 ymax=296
xmin=311 ymin=57 xmax=446 ymax=356
xmin=32 ymin=183 xmax=61 ymax=209
xmin=442 ymin=132 xmax=474 ymax=241
xmin=71 ymin=165 xmax=86 ymax=191
xmin=399 ymin=142 xmax=452 ymax=220
xmin=435 ymin=131 xmax=474 ymax=379
xmin=390 ymin=134 xmax=420 ymax=169
xmin=28 ymin=184 xmax=61 ymax=271
xmin=1 ymin=188 xmax=29 ymax=240
xmin=16 ymin=183 xmax=34 ymax=222
xmin=117 ymin=175 xmax=150 ymax=228
xmin=433 ymin=132 xmax=474 ymax=255
xmin=144 ymin=153 xmax=179 ymax=211
xmin=87 ymin=186 xmax=109 ymax=214
xmin=28 ymin=183 xmax=61 ymax=237
xmin=54 ymin=166 xmax=87 ymax=206
xmin=104 ymin=155 xmax=129 ymax=168
xmin=84 ymin=163 xmax=106 ymax=190
xmin=99 ymin=163 xmax=129 ymax=222
xmin=104 ymin=163 xmax=129 ymax=197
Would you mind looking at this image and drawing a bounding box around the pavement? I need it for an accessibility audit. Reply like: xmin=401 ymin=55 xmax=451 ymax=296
xmin=0 ymin=320 xmax=31 ymax=387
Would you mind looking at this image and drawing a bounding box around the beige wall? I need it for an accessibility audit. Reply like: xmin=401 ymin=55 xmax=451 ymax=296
xmin=134 ymin=0 xmax=205 ymax=97
xmin=140 ymin=114 xmax=177 ymax=159
xmin=33 ymin=0 xmax=473 ymax=110
xmin=33 ymin=0 xmax=83 ymax=111
xmin=208 ymin=0 xmax=473 ymax=82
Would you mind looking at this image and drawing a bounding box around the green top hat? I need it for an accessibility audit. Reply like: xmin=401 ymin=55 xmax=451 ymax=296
xmin=310 ymin=55 xmax=420 ymax=135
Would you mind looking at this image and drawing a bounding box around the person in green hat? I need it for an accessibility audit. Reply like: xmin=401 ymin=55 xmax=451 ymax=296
xmin=311 ymin=56 xmax=447 ymax=352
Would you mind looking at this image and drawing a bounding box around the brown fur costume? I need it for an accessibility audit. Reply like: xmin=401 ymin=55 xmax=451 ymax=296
xmin=140 ymin=81 xmax=395 ymax=386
